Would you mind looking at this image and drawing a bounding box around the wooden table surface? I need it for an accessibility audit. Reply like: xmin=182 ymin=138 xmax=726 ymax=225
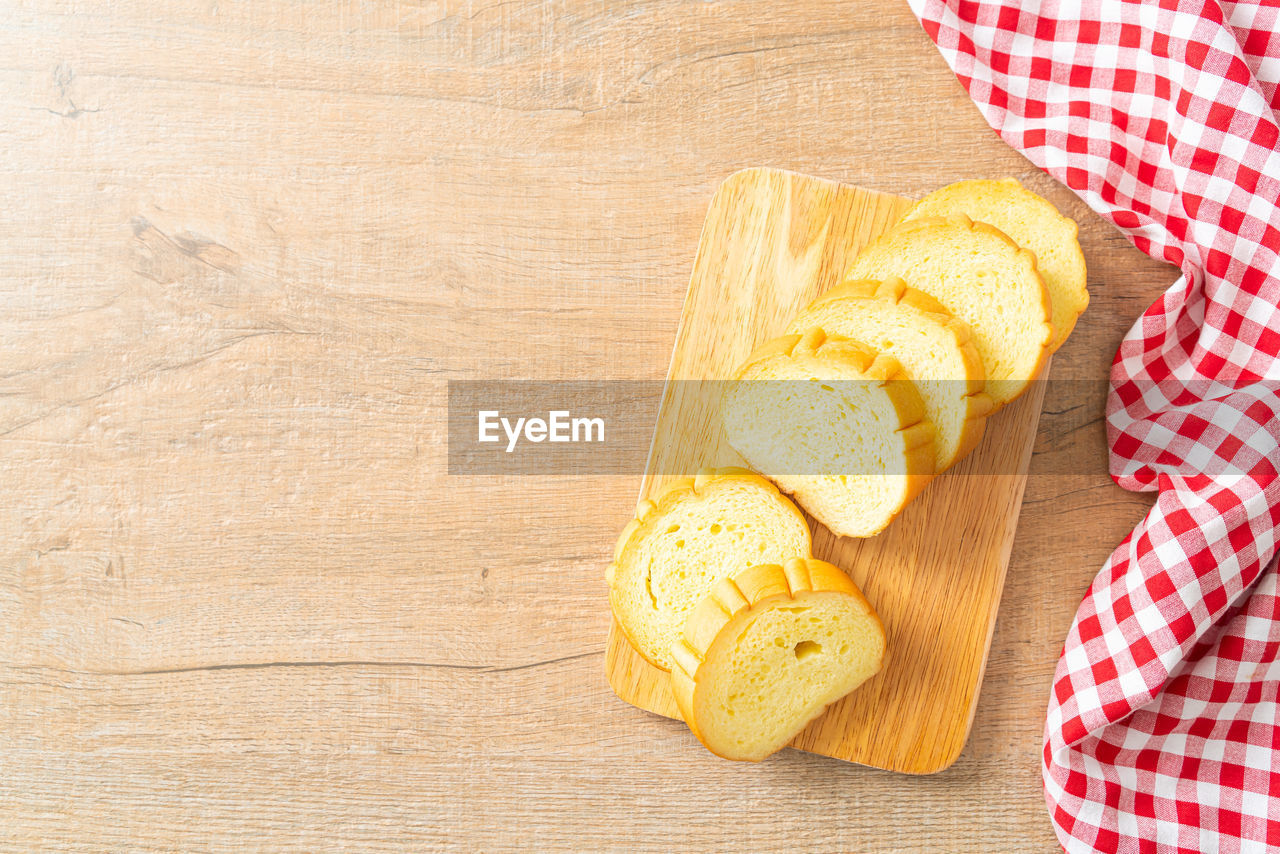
xmin=1 ymin=2 xmax=1173 ymax=851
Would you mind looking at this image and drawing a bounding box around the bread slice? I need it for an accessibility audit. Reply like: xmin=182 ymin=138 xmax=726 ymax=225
xmin=607 ymin=467 xmax=811 ymax=671
xmin=670 ymin=557 xmax=886 ymax=762
xmin=788 ymin=278 xmax=993 ymax=472
xmin=902 ymin=178 xmax=1088 ymax=352
xmin=721 ymin=328 xmax=935 ymax=538
xmin=846 ymin=214 xmax=1052 ymax=407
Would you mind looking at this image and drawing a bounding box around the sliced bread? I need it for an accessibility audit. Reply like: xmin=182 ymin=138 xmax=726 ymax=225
xmin=721 ymin=328 xmax=935 ymax=538
xmin=607 ymin=467 xmax=811 ymax=671
xmin=670 ymin=557 xmax=886 ymax=762
xmin=902 ymin=178 xmax=1088 ymax=352
xmin=846 ymin=214 xmax=1052 ymax=407
xmin=788 ymin=278 xmax=994 ymax=472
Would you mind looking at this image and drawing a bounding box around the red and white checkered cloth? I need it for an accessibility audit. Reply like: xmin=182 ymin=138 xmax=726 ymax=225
xmin=906 ymin=0 xmax=1280 ymax=850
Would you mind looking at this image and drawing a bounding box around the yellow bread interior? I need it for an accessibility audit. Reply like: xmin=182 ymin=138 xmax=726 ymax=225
xmin=789 ymin=278 xmax=994 ymax=472
xmin=606 ymin=467 xmax=811 ymax=671
xmin=670 ymin=558 xmax=886 ymax=762
xmin=721 ymin=328 xmax=935 ymax=538
xmin=902 ymin=178 xmax=1088 ymax=352
xmin=846 ymin=214 xmax=1052 ymax=408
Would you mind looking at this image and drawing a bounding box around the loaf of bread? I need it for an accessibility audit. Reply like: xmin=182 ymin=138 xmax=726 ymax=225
xmin=788 ymin=278 xmax=993 ymax=472
xmin=721 ymin=327 xmax=935 ymax=538
xmin=846 ymin=214 xmax=1053 ymax=408
xmin=607 ymin=467 xmax=811 ymax=671
xmin=670 ymin=557 xmax=886 ymax=762
xmin=902 ymin=178 xmax=1088 ymax=351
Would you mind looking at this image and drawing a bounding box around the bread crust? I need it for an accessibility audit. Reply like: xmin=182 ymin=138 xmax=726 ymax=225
xmin=606 ymin=467 xmax=812 ymax=670
xmin=669 ymin=557 xmax=884 ymax=761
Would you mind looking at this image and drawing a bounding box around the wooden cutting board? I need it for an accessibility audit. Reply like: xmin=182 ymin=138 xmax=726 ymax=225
xmin=604 ymin=168 xmax=1048 ymax=774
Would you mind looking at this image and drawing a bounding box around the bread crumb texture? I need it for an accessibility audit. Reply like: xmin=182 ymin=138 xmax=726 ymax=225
xmin=607 ymin=468 xmax=811 ymax=671
xmin=722 ymin=328 xmax=935 ymax=537
xmin=847 ymin=214 xmax=1052 ymax=407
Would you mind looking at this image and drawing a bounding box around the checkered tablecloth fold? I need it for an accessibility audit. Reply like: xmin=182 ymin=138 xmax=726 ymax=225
xmin=907 ymin=1 xmax=1280 ymax=850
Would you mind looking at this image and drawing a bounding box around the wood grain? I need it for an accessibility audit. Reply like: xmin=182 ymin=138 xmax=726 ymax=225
xmin=605 ymin=169 xmax=1047 ymax=773
xmin=0 ymin=1 xmax=1172 ymax=850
